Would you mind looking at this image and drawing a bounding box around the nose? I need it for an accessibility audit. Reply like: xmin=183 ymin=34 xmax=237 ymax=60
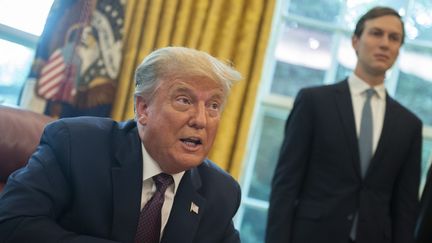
xmin=189 ymin=103 xmax=207 ymax=129
xmin=379 ymin=35 xmax=390 ymax=48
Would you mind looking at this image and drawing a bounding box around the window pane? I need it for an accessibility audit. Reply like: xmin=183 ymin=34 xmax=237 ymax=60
xmin=423 ymin=138 xmax=432 ymax=170
xmin=0 ymin=39 xmax=34 ymax=105
xmin=421 ymin=137 xmax=432 ymax=191
xmin=335 ymin=64 xmax=354 ymax=82
xmin=0 ymin=0 xmax=54 ymax=36
xmin=335 ymin=35 xmax=356 ymax=81
xmin=271 ymin=22 xmax=331 ymax=97
xmin=422 ymin=138 xmax=432 ymax=174
xmin=287 ymin=0 xmax=342 ymax=23
xmin=395 ymin=46 xmax=432 ymax=126
xmin=405 ymin=0 xmax=432 ymax=41
xmin=248 ymin=112 xmax=286 ymax=201
xmin=343 ymin=1 xmax=406 ymax=30
xmin=239 ymin=206 xmax=267 ymax=243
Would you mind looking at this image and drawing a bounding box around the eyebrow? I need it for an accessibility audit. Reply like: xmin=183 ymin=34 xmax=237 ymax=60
xmin=170 ymin=86 xmax=194 ymax=97
xmin=172 ymin=85 xmax=190 ymax=93
xmin=369 ymin=27 xmax=402 ymax=35
xmin=209 ymin=93 xmax=224 ymax=103
xmin=170 ymin=85 xmax=224 ymax=101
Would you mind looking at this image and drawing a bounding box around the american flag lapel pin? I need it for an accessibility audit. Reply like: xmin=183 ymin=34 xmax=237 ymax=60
xmin=190 ymin=202 xmax=199 ymax=214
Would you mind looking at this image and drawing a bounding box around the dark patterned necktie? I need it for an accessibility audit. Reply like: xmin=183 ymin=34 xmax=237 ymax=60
xmin=134 ymin=173 xmax=174 ymax=243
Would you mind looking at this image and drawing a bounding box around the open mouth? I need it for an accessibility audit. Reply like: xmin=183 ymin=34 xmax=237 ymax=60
xmin=180 ymin=137 xmax=202 ymax=146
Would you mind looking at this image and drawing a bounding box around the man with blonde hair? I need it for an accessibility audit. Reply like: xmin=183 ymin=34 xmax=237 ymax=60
xmin=0 ymin=46 xmax=243 ymax=243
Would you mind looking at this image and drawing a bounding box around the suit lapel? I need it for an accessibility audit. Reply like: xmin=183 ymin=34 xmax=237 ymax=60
xmin=334 ymin=80 xmax=362 ymax=179
xmin=110 ymin=122 xmax=143 ymax=242
xmin=161 ymin=167 xmax=206 ymax=243
xmin=365 ymin=94 xmax=397 ymax=177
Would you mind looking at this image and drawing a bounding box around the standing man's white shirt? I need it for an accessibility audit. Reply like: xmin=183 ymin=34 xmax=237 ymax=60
xmin=349 ymin=73 xmax=386 ymax=155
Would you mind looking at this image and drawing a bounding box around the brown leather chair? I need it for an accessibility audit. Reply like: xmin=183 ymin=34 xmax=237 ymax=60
xmin=0 ymin=105 xmax=54 ymax=191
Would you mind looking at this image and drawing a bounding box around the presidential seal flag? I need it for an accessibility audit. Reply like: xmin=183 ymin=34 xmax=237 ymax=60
xmin=30 ymin=0 xmax=126 ymax=117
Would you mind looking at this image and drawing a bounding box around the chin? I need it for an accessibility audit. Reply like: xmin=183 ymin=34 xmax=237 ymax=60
xmin=371 ymin=65 xmax=389 ymax=74
xmin=183 ymin=156 xmax=205 ymax=167
xmin=173 ymin=155 xmax=205 ymax=170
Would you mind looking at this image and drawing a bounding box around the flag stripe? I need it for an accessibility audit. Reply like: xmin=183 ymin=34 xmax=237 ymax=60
xmin=40 ymin=57 xmax=65 ymax=77
xmin=39 ymin=64 xmax=66 ymax=85
xmin=38 ymin=74 xmax=63 ymax=94
xmin=39 ymin=75 xmax=63 ymax=94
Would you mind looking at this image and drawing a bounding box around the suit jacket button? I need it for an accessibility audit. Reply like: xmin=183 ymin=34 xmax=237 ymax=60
xmin=347 ymin=214 xmax=354 ymax=221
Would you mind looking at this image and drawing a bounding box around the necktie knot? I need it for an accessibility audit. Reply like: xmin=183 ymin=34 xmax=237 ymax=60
xmin=365 ymin=88 xmax=376 ymax=100
xmin=153 ymin=173 xmax=174 ymax=193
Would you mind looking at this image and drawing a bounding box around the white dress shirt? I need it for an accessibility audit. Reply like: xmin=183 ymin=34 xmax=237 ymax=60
xmin=140 ymin=144 xmax=185 ymax=240
xmin=348 ymin=74 xmax=386 ymax=155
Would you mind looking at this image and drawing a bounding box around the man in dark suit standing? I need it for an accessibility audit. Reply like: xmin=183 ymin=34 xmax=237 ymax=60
xmin=0 ymin=46 xmax=242 ymax=243
xmin=266 ymin=7 xmax=422 ymax=243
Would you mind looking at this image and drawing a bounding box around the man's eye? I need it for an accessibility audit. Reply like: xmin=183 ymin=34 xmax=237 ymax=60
xmin=371 ymin=30 xmax=382 ymax=36
xmin=209 ymin=102 xmax=220 ymax=111
xmin=389 ymin=34 xmax=401 ymax=42
xmin=177 ymin=97 xmax=191 ymax=104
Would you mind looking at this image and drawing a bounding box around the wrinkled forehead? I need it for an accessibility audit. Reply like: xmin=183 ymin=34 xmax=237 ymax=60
xmin=158 ymin=75 xmax=226 ymax=95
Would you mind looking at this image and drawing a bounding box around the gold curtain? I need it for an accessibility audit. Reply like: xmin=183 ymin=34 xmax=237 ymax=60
xmin=111 ymin=0 xmax=275 ymax=179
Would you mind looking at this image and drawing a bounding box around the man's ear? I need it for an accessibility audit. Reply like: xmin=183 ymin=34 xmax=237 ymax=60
xmin=135 ymin=96 xmax=149 ymax=125
xmin=352 ymin=35 xmax=359 ymax=54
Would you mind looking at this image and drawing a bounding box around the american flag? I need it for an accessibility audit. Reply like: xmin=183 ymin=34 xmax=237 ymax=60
xmin=37 ymin=48 xmax=77 ymax=102
xmin=36 ymin=0 xmax=93 ymax=102
xmin=37 ymin=49 xmax=67 ymax=99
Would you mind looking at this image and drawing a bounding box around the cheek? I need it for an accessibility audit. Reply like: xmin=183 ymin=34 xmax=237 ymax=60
xmin=391 ymin=47 xmax=399 ymax=56
xmin=206 ymin=119 xmax=220 ymax=141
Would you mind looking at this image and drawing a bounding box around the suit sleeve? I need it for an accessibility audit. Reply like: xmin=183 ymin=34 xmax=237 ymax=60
xmin=265 ymin=89 xmax=314 ymax=243
xmin=0 ymin=121 xmax=119 ymax=243
xmin=392 ymin=119 xmax=422 ymax=243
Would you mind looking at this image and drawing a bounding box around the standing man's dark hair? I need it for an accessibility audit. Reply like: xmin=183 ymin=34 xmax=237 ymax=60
xmin=266 ymin=6 xmax=421 ymax=243
xmin=354 ymin=6 xmax=405 ymax=44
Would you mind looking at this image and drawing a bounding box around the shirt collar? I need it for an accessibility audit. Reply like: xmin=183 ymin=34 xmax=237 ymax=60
xmin=348 ymin=73 xmax=386 ymax=99
xmin=141 ymin=143 xmax=184 ymax=194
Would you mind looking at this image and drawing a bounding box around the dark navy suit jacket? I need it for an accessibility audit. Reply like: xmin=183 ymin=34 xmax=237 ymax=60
xmin=0 ymin=117 xmax=241 ymax=243
xmin=266 ymin=80 xmax=422 ymax=243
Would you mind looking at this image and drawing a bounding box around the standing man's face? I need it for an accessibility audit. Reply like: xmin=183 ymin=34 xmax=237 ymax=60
xmin=352 ymin=15 xmax=403 ymax=79
xmin=136 ymin=76 xmax=225 ymax=174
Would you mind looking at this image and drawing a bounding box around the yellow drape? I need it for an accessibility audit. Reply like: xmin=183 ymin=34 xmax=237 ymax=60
xmin=112 ymin=0 xmax=275 ymax=179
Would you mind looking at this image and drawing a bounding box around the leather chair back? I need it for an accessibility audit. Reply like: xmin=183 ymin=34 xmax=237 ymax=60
xmin=0 ymin=105 xmax=54 ymax=191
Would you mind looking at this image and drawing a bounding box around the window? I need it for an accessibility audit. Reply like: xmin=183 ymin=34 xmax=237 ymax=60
xmin=0 ymin=0 xmax=54 ymax=105
xmin=237 ymin=1 xmax=432 ymax=242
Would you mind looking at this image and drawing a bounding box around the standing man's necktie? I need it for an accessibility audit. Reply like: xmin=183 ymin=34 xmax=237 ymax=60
xmin=351 ymin=88 xmax=376 ymax=240
xmin=134 ymin=173 xmax=174 ymax=243
xmin=359 ymin=88 xmax=375 ymax=177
